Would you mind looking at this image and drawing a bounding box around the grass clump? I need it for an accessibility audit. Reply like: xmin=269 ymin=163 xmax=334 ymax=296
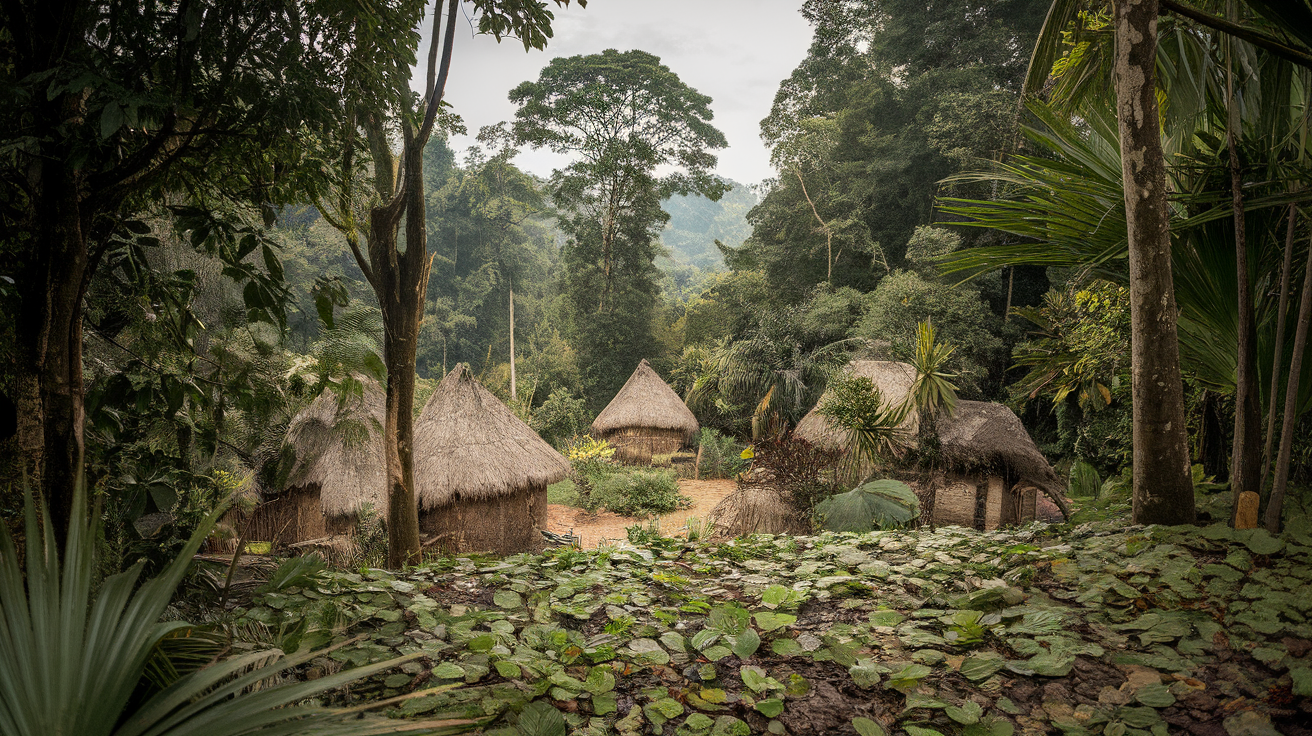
xmin=547 ymin=479 xmax=581 ymax=506
xmin=697 ymin=428 xmax=748 ymax=479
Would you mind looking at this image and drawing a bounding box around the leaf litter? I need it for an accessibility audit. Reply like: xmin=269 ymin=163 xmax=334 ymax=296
xmin=221 ymin=514 xmax=1312 ymax=735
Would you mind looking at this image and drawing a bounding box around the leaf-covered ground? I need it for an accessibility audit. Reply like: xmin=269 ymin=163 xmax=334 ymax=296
xmin=227 ymin=516 xmax=1312 ymax=736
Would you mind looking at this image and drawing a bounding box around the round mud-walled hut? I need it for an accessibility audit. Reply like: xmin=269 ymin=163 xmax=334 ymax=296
xmin=244 ymin=378 xmax=387 ymax=548
xmin=591 ymin=359 xmax=699 ymax=464
xmin=414 ymin=364 xmax=570 ymax=554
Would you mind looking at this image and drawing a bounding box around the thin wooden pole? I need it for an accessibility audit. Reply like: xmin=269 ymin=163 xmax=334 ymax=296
xmin=509 ymin=286 xmax=517 ymax=402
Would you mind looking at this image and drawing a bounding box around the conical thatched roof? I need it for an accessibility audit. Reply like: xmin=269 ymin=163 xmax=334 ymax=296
xmin=284 ymin=378 xmax=387 ymax=519
xmin=938 ymin=400 xmax=1063 ymax=495
xmin=591 ymin=359 xmax=699 ymax=440
xmin=794 ymin=360 xmax=919 ymax=450
xmin=414 ymin=364 xmax=570 ymax=510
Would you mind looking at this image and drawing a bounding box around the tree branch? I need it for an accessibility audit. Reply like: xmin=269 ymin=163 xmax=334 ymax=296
xmin=1161 ymin=0 xmax=1312 ymax=70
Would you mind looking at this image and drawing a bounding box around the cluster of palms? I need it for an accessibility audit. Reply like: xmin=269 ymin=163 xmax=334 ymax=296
xmin=939 ymin=0 xmax=1312 ymax=530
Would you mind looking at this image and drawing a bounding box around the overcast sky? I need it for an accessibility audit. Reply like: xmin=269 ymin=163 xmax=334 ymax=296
xmin=419 ymin=0 xmax=815 ymax=187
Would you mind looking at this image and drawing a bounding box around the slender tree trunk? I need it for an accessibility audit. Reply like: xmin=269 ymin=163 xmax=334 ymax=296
xmin=1112 ymin=0 xmax=1196 ymax=525
xmin=1260 ymin=204 xmax=1298 ymax=494
xmin=1265 ymin=231 xmax=1312 ymax=532
xmin=1226 ymin=19 xmax=1262 ymax=521
xmin=509 ymin=287 xmax=517 ymax=402
xmin=794 ymin=168 xmax=833 ymax=282
xmin=1004 ymin=266 xmax=1015 ymax=322
xmin=370 ymin=140 xmax=430 ymax=568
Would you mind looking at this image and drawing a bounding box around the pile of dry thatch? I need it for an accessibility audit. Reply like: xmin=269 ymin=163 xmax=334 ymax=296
xmin=413 ymin=364 xmax=570 ymax=510
xmin=706 ymin=485 xmax=811 ymax=540
xmin=592 ymin=359 xmax=699 ymax=443
xmin=794 ymin=360 xmax=919 ymax=450
xmin=283 ymin=378 xmax=388 ymax=520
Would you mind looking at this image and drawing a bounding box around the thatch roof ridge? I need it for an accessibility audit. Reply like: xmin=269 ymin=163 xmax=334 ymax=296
xmin=938 ymin=400 xmax=1062 ymax=494
xmin=794 ymin=360 xmax=919 ymax=449
xmin=414 ymin=364 xmax=570 ymax=509
xmin=285 ymin=378 xmax=388 ymax=519
xmin=591 ymin=359 xmax=699 ymax=439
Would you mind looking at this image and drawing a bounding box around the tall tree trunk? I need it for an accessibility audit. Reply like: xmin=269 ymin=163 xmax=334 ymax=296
xmin=368 ymin=139 xmax=430 ymax=568
xmin=1112 ymin=0 xmax=1196 ymax=525
xmin=1226 ymin=16 xmax=1262 ymax=520
xmin=15 ymin=115 xmax=91 ymax=547
xmin=1265 ymin=230 xmax=1312 ymax=532
xmin=1260 ymin=204 xmax=1298 ymax=494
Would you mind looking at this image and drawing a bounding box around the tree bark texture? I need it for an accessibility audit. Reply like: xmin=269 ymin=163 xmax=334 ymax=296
xmin=366 ymin=131 xmax=432 ymax=569
xmin=12 ymin=33 xmax=96 ymax=544
xmin=16 ymin=159 xmax=90 ymax=545
xmin=1112 ymin=0 xmax=1196 ymax=525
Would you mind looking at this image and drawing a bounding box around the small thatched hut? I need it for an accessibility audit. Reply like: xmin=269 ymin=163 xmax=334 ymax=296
xmin=929 ymin=400 xmax=1064 ymax=529
xmin=414 ymin=364 xmax=570 ymax=553
xmin=796 ymin=361 xmax=1064 ymax=529
xmin=244 ymin=378 xmax=387 ymax=547
xmin=591 ymin=359 xmax=700 ymax=464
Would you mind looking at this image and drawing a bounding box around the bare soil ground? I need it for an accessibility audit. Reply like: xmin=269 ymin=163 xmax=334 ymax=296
xmin=545 ymin=478 xmax=736 ymax=548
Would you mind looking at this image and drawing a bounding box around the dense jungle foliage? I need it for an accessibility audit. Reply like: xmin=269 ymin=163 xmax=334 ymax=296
xmin=3 ymin=0 xmax=1312 ymax=733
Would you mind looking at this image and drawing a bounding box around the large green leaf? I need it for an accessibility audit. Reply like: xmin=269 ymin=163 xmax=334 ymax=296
xmin=816 ymin=479 xmax=920 ymax=532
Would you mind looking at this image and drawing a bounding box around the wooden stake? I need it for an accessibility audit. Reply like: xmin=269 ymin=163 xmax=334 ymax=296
xmin=1235 ymin=491 xmax=1260 ymax=529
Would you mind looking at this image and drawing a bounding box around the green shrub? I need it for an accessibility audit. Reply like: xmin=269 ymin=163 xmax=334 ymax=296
xmin=697 ymin=428 xmax=749 ymax=479
xmin=566 ymin=435 xmax=618 ymax=507
xmin=547 ymin=479 xmax=582 ymax=506
xmin=590 ymin=468 xmax=690 ymax=518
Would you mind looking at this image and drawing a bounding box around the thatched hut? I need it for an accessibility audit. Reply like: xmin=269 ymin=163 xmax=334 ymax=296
xmin=591 ymin=359 xmax=700 ymax=464
xmin=244 ymin=379 xmax=387 ymax=547
xmin=414 ymin=364 xmax=570 ymax=554
xmin=796 ymin=361 xmax=1064 ymax=529
xmin=794 ymin=360 xmax=919 ymax=449
xmin=928 ymin=400 xmax=1064 ymax=529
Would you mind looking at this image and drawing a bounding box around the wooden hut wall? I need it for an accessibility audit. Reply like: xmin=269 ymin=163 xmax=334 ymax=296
xmin=926 ymin=473 xmax=1036 ymax=531
xmin=600 ymin=427 xmax=688 ymax=465
xmin=420 ymin=484 xmax=547 ymax=554
xmin=239 ymin=486 xmax=357 ymax=547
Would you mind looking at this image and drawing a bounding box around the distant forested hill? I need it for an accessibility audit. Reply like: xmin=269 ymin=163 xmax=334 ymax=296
xmin=659 ymin=181 xmax=756 ymax=270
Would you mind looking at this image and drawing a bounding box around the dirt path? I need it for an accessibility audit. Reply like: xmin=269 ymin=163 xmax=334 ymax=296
xmin=545 ymin=478 xmax=736 ymax=548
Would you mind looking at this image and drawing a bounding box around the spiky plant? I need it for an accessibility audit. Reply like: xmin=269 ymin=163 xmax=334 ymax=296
xmin=0 ymin=484 xmax=464 ymax=736
xmin=907 ymin=319 xmax=959 ymax=423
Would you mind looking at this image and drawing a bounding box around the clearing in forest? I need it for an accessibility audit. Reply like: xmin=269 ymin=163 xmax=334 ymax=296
xmin=546 ymin=479 xmax=737 ymax=548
